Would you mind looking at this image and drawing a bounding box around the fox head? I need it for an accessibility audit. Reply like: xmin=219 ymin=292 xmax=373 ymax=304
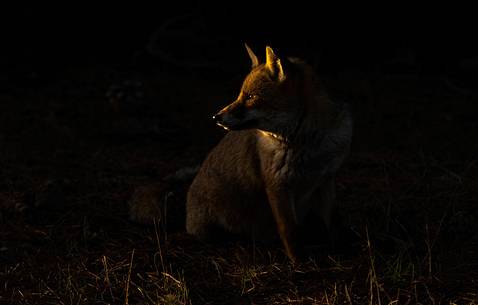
xmin=213 ymin=45 xmax=315 ymax=134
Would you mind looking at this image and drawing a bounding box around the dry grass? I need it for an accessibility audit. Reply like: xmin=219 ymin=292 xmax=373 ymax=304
xmin=1 ymin=64 xmax=477 ymax=304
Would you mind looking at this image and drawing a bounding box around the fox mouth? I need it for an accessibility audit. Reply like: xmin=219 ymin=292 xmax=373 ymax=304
xmin=217 ymin=119 xmax=258 ymax=131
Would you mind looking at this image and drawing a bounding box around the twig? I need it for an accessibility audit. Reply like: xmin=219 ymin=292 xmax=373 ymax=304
xmin=124 ymin=249 xmax=135 ymax=305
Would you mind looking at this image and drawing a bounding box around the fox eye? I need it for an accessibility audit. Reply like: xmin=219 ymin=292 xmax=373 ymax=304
xmin=245 ymin=94 xmax=257 ymax=100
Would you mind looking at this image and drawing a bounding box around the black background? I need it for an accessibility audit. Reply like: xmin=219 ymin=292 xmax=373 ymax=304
xmin=2 ymin=3 xmax=477 ymax=74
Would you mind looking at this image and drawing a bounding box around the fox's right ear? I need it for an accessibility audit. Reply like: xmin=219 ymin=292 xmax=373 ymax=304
xmin=265 ymin=46 xmax=285 ymax=82
xmin=245 ymin=43 xmax=259 ymax=68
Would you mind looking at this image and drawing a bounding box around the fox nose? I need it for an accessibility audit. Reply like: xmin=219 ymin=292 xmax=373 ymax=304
xmin=212 ymin=113 xmax=223 ymax=124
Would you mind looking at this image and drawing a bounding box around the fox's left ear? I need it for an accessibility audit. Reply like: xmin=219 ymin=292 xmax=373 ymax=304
xmin=245 ymin=43 xmax=259 ymax=68
xmin=265 ymin=46 xmax=285 ymax=82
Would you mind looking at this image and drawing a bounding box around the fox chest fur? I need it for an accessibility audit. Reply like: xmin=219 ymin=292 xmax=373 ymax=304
xmin=256 ymin=106 xmax=352 ymax=223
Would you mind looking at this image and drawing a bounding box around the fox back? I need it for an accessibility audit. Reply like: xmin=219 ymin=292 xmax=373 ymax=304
xmin=186 ymin=45 xmax=353 ymax=261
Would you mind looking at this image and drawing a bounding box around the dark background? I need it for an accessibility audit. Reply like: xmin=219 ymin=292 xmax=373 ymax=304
xmin=2 ymin=3 xmax=477 ymax=73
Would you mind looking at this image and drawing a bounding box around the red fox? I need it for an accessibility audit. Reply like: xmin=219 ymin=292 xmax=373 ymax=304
xmin=185 ymin=45 xmax=353 ymax=261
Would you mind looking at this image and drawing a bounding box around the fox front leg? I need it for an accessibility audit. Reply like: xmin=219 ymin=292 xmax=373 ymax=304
xmin=266 ymin=187 xmax=299 ymax=262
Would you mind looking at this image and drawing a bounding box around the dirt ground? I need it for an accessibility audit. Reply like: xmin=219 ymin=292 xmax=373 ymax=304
xmin=1 ymin=60 xmax=478 ymax=304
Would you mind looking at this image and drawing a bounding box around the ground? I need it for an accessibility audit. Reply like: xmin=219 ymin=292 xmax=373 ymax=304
xmin=1 ymin=61 xmax=478 ymax=304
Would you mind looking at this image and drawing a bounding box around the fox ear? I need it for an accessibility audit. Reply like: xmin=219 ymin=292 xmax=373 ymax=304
xmin=245 ymin=43 xmax=259 ymax=68
xmin=265 ymin=46 xmax=285 ymax=81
